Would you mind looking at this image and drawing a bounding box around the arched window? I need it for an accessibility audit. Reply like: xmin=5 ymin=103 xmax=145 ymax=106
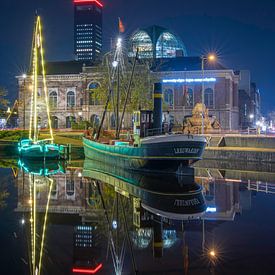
xmin=90 ymin=114 xmax=100 ymax=128
xmin=51 ymin=116 xmax=58 ymax=129
xmin=49 ymin=91 xmax=58 ymax=108
xmin=164 ymin=89 xmax=173 ymax=107
xmin=67 ymin=91 xmax=75 ymax=107
xmin=37 ymin=116 xmax=42 ymax=128
xmin=110 ymin=113 xmax=116 ymax=129
xmin=66 ymin=179 xmax=75 ymax=197
xmin=185 ymin=88 xmax=193 ymax=107
xmin=204 ymin=88 xmax=214 ymax=108
xmin=66 ymin=116 xmax=76 ymax=128
xmin=156 ymin=32 xmax=187 ymax=58
xmin=88 ymin=82 xmax=100 ymax=105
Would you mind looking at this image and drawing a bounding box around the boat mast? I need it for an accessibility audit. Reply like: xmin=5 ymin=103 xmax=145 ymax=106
xmin=117 ymin=48 xmax=139 ymax=138
xmin=33 ymin=17 xmax=39 ymax=142
xmin=37 ymin=16 xmax=54 ymax=143
xmin=115 ymin=63 xmax=120 ymax=139
xmin=29 ymin=15 xmax=54 ymax=142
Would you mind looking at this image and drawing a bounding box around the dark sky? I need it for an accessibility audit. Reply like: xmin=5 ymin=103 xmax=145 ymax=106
xmin=1 ymin=0 xmax=275 ymax=113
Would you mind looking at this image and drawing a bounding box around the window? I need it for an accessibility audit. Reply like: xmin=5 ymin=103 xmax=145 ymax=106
xmin=66 ymin=116 xmax=76 ymax=128
xmin=49 ymin=91 xmax=58 ymax=108
xmin=51 ymin=116 xmax=58 ymax=129
xmin=204 ymin=88 xmax=214 ymax=108
xmin=164 ymin=89 xmax=173 ymax=107
xmin=90 ymin=114 xmax=100 ymax=128
xmin=185 ymin=88 xmax=193 ymax=107
xmin=88 ymin=82 xmax=100 ymax=105
xmin=67 ymin=91 xmax=76 ymax=107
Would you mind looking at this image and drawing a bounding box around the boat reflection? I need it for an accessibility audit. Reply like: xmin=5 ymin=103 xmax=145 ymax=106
xmin=83 ymin=159 xmax=207 ymax=221
xmin=14 ymin=158 xmax=275 ymax=274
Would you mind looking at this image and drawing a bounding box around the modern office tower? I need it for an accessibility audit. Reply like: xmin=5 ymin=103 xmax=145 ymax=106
xmin=74 ymin=0 xmax=103 ymax=61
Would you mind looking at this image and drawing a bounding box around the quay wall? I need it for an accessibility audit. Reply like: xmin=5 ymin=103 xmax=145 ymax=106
xmin=212 ymin=136 xmax=275 ymax=149
xmin=203 ymin=148 xmax=275 ymax=163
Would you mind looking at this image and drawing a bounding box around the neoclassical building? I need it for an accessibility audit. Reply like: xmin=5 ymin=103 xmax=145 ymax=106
xmin=17 ymin=25 xmax=240 ymax=130
xmin=17 ymin=61 xmax=106 ymax=129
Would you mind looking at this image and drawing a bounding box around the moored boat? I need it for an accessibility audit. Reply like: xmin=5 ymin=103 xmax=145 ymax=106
xmin=18 ymin=15 xmax=62 ymax=160
xmin=83 ymin=133 xmax=206 ymax=172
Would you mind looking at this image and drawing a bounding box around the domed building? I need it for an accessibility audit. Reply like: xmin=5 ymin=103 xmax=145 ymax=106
xmin=128 ymin=25 xmax=187 ymax=59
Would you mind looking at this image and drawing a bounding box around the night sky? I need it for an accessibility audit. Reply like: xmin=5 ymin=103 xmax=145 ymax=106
xmin=1 ymin=0 xmax=275 ymax=113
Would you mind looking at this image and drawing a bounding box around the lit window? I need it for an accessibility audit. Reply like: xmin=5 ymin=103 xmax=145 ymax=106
xmin=204 ymin=88 xmax=214 ymax=108
xmin=67 ymin=91 xmax=76 ymax=107
xmin=49 ymin=91 xmax=58 ymax=108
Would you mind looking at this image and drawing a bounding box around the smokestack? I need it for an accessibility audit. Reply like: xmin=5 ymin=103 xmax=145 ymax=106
xmin=153 ymin=83 xmax=162 ymax=130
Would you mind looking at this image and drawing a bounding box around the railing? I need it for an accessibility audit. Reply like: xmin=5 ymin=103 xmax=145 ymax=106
xmin=247 ymin=181 xmax=275 ymax=194
xmin=144 ymin=127 xmax=166 ymax=137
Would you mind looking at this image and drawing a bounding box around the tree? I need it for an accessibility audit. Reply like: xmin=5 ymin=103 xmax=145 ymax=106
xmin=91 ymin=56 xmax=156 ymax=114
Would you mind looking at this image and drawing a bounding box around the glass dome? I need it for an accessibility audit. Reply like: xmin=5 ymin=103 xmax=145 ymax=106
xmin=129 ymin=30 xmax=153 ymax=59
xmin=128 ymin=26 xmax=187 ymax=59
xmin=156 ymin=32 xmax=187 ymax=58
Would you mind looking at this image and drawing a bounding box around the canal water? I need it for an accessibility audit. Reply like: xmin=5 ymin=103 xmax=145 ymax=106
xmin=1 ymin=158 xmax=275 ymax=275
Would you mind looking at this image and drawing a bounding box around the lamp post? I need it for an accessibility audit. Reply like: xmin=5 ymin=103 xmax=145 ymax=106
xmin=22 ymin=74 xmax=27 ymax=130
xmin=201 ymin=54 xmax=216 ymax=134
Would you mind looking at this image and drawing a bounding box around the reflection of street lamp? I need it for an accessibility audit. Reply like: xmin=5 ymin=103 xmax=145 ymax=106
xmin=209 ymin=249 xmax=217 ymax=258
xmin=22 ymin=74 xmax=27 ymax=130
xmin=201 ymin=54 xmax=217 ymax=134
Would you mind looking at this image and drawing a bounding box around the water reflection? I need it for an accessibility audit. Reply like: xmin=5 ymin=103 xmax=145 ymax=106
xmin=5 ymin=158 xmax=275 ymax=274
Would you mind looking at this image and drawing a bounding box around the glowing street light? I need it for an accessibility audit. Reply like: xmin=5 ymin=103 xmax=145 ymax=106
xmin=116 ymin=37 xmax=122 ymax=48
xmin=209 ymin=249 xmax=216 ymax=258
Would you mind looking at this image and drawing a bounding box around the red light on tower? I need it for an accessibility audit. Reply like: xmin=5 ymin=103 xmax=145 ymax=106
xmin=74 ymin=0 xmax=104 ymax=8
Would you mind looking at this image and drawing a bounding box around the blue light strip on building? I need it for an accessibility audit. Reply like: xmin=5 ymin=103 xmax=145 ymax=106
xmin=162 ymin=78 xmax=217 ymax=83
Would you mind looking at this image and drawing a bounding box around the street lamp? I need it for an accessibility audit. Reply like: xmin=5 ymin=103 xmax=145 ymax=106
xmin=201 ymin=53 xmax=217 ymax=134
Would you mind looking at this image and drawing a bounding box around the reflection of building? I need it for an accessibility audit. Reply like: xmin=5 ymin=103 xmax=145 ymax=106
xmin=73 ymin=225 xmax=103 ymax=273
xmin=74 ymin=0 xmax=103 ymax=61
xmin=16 ymin=168 xmax=88 ymax=214
xmin=203 ymin=180 xmax=241 ymax=221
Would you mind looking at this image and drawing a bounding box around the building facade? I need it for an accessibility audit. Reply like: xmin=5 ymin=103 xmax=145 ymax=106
xmin=17 ymin=58 xmax=239 ymax=130
xmin=74 ymin=0 xmax=103 ymax=61
xmin=152 ymin=57 xmax=240 ymax=130
xmin=17 ymin=24 xmax=241 ymax=131
xmin=238 ymin=70 xmax=261 ymax=129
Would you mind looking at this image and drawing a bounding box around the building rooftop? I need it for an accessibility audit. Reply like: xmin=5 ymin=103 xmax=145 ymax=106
xmin=151 ymin=56 xmax=228 ymax=72
xmin=45 ymin=60 xmax=91 ymax=75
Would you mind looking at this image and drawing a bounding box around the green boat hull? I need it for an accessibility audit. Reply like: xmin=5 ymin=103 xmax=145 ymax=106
xmin=18 ymin=139 xmax=62 ymax=159
xmin=83 ymin=135 xmax=206 ymax=172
